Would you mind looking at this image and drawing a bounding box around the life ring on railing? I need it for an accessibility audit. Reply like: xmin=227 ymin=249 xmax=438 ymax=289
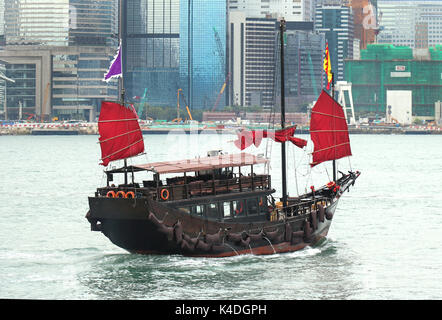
xmin=125 ymin=191 xmax=135 ymax=199
xmin=116 ymin=191 xmax=126 ymax=198
xmin=106 ymin=191 xmax=116 ymax=198
xmin=160 ymin=189 xmax=170 ymax=201
xmin=259 ymin=197 xmax=264 ymax=206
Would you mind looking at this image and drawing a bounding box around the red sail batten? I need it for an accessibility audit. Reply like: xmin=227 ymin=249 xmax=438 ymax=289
xmin=310 ymin=90 xmax=352 ymax=167
xmin=98 ymin=101 xmax=145 ymax=166
xmin=233 ymin=126 xmax=307 ymax=150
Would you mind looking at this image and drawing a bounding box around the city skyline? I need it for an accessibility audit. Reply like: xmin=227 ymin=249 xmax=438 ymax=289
xmin=0 ymin=0 xmax=440 ymax=122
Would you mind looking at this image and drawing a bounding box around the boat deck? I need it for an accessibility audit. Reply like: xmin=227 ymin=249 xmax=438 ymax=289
xmin=96 ymin=173 xmax=272 ymax=202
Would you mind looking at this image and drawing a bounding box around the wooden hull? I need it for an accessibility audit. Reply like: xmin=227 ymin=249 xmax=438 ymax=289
xmin=86 ymin=194 xmax=338 ymax=258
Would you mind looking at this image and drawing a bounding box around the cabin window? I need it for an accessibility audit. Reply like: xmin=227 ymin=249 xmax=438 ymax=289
xmin=192 ymin=205 xmax=204 ymax=216
xmin=223 ymin=202 xmax=232 ymax=218
xmin=232 ymin=200 xmax=245 ymax=217
xmin=247 ymin=198 xmax=259 ymax=216
xmin=206 ymin=203 xmax=219 ymax=219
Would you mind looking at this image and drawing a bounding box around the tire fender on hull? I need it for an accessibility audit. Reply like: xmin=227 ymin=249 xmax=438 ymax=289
xmin=318 ymin=204 xmax=325 ymax=222
xmin=326 ymin=209 xmax=334 ymax=220
xmin=311 ymin=210 xmax=318 ymax=230
xmin=291 ymin=231 xmax=304 ymax=244
xmin=148 ymin=212 xmax=173 ymax=240
xmin=284 ymin=223 xmax=293 ymax=242
xmin=303 ymin=219 xmax=312 ymax=242
xmin=173 ymin=221 xmax=183 ymax=244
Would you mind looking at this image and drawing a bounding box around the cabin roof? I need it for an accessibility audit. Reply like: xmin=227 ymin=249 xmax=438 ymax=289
xmin=133 ymin=153 xmax=268 ymax=174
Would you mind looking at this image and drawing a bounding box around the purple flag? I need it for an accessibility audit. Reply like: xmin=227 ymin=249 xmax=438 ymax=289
xmin=103 ymin=42 xmax=122 ymax=82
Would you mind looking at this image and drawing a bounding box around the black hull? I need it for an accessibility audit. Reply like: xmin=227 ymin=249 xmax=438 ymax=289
xmin=87 ymin=195 xmax=338 ymax=258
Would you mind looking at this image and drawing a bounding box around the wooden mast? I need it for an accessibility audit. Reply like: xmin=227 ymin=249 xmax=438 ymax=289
xmin=279 ymin=19 xmax=288 ymax=210
xmin=118 ymin=0 xmax=128 ymax=182
xmin=331 ymin=72 xmax=337 ymax=182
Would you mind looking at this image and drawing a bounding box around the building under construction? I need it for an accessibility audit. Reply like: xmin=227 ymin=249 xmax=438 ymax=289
xmin=345 ymin=44 xmax=442 ymax=119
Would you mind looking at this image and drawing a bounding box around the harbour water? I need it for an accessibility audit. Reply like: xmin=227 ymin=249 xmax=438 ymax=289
xmin=1 ymin=133 xmax=442 ymax=300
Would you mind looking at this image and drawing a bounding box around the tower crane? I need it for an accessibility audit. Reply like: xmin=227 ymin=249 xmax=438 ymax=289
xmin=212 ymin=27 xmax=230 ymax=112
xmin=177 ymin=89 xmax=193 ymax=121
xmin=136 ymin=88 xmax=148 ymax=119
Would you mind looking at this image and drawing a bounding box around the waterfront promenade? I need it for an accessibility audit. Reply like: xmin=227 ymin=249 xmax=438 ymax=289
xmin=1 ymin=122 xmax=442 ymax=135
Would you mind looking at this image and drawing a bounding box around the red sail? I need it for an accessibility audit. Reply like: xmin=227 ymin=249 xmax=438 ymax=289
xmin=310 ymin=90 xmax=352 ymax=167
xmin=98 ymin=101 xmax=145 ymax=166
xmin=234 ymin=127 xmax=307 ymax=150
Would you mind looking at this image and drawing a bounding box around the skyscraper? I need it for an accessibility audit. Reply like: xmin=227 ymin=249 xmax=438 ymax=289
xmin=0 ymin=0 xmax=119 ymax=121
xmin=122 ymin=0 xmax=180 ymax=108
xmin=229 ymin=0 xmax=315 ymax=21
xmin=229 ymin=12 xmax=277 ymax=108
xmin=314 ymin=0 xmax=354 ymax=81
xmin=180 ymin=0 xmax=227 ymax=110
xmin=377 ymin=0 xmax=442 ymax=49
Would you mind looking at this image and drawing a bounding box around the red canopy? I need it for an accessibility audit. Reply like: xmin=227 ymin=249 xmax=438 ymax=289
xmin=233 ymin=127 xmax=307 ymax=150
xmin=310 ymin=90 xmax=352 ymax=167
xmin=98 ymin=101 xmax=145 ymax=166
xmin=134 ymin=153 xmax=268 ymax=174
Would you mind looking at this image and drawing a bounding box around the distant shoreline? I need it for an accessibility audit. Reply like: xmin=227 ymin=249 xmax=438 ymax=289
xmin=1 ymin=125 xmax=441 ymax=136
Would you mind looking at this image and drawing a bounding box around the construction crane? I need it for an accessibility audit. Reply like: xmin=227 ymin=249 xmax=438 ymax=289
xmin=136 ymin=88 xmax=148 ymax=119
xmin=177 ymin=89 xmax=193 ymax=121
xmin=212 ymin=27 xmax=230 ymax=112
xmin=212 ymin=73 xmax=231 ymax=112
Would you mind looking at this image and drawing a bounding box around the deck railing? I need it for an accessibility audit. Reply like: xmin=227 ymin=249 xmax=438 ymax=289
xmin=97 ymin=174 xmax=271 ymax=201
xmin=155 ymin=174 xmax=271 ymax=201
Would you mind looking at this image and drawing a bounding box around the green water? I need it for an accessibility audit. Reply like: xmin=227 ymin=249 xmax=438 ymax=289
xmin=1 ymin=133 xmax=442 ymax=299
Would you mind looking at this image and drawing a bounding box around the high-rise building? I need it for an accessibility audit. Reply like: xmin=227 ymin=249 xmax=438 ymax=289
xmin=282 ymin=23 xmax=325 ymax=108
xmin=122 ymin=0 xmax=180 ymax=108
xmin=377 ymin=0 xmax=442 ymax=48
xmin=229 ymin=0 xmax=315 ymax=21
xmin=0 ymin=0 xmax=118 ymax=121
xmin=180 ymin=0 xmax=227 ymax=110
xmin=229 ymin=13 xmax=324 ymax=110
xmin=229 ymin=12 xmax=277 ymax=108
xmin=314 ymin=0 xmax=354 ymax=81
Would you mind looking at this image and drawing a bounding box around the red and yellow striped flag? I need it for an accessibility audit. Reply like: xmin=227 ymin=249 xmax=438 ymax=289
xmin=323 ymin=42 xmax=333 ymax=90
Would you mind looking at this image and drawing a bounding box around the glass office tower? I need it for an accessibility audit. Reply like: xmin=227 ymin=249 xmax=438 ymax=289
xmin=123 ymin=0 xmax=180 ymax=107
xmin=180 ymin=0 xmax=227 ymax=110
xmin=1 ymin=0 xmax=118 ymax=120
xmin=314 ymin=1 xmax=354 ymax=81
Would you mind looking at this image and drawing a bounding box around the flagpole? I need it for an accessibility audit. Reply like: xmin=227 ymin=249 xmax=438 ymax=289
xmin=119 ymin=0 xmax=125 ymax=105
xmin=331 ymin=72 xmax=337 ymax=182
xmin=280 ymin=19 xmax=288 ymax=211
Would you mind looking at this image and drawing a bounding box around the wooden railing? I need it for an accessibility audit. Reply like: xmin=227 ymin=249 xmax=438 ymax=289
xmin=156 ymin=174 xmax=271 ymax=201
xmin=97 ymin=174 xmax=271 ymax=201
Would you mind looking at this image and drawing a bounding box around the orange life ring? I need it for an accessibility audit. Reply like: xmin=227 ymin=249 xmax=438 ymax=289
xmin=116 ymin=191 xmax=126 ymax=198
xmin=106 ymin=191 xmax=116 ymax=198
xmin=160 ymin=189 xmax=170 ymax=201
xmin=125 ymin=191 xmax=135 ymax=199
xmin=259 ymin=197 xmax=264 ymax=206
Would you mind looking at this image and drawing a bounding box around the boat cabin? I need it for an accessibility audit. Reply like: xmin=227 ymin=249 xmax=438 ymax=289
xmin=95 ymin=152 xmax=337 ymax=221
xmin=100 ymin=152 xmax=270 ymax=195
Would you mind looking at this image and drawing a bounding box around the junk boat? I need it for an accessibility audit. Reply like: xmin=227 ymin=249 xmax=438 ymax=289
xmin=86 ymin=19 xmax=360 ymax=257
